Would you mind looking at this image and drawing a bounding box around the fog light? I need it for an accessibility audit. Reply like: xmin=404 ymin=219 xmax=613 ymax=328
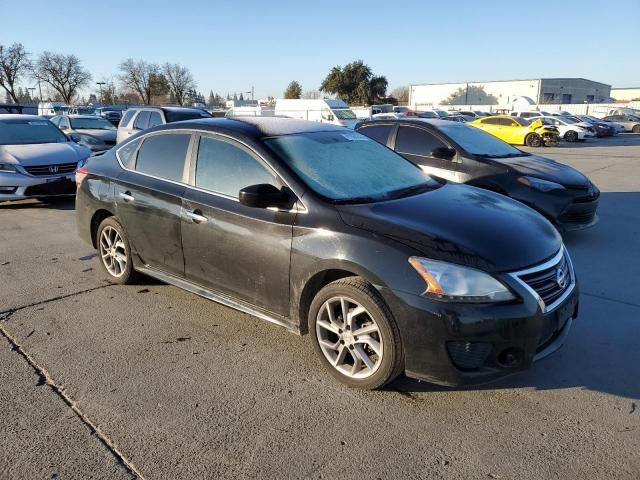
xmin=447 ymin=341 xmax=492 ymax=371
xmin=0 ymin=186 xmax=17 ymax=193
xmin=497 ymin=348 xmax=523 ymax=368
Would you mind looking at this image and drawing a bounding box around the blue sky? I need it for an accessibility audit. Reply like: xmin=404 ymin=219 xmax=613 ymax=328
xmin=2 ymin=0 xmax=638 ymax=99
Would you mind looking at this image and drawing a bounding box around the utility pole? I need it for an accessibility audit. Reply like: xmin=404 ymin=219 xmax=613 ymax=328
xmin=27 ymin=87 xmax=36 ymax=102
xmin=96 ymin=82 xmax=106 ymax=105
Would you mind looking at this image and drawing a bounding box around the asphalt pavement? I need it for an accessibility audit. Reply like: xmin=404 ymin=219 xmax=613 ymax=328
xmin=1 ymin=135 xmax=639 ymax=479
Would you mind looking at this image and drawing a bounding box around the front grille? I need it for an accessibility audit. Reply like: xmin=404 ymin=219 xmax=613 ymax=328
xmin=559 ymin=201 xmax=598 ymax=224
xmin=517 ymin=250 xmax=572 ymax=310
xmin=104 ymin=140 xmax=116 ymax=145
xmin=23 ymin=162 xmax=77 ymax=176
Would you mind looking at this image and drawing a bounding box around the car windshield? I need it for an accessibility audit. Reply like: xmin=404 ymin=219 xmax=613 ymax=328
xmin=439 ymin=123 xmax=525 ymax=157
xmin=332 ymin=109 xmax=357 ymax=120
xmin=0 ymin=118 xmax=68 ymax=145
xmin=70 ymin=117 xmax=116 ymax=130
xmin=560 ymin=117 xmax=577 ymax=124
xmin=265 ymin=130 xmax=439 ymax=202
xmin=164 ymin=109 xmax=212 ymax=123
xmin=434 ymin=110 xmax=448 ymax=118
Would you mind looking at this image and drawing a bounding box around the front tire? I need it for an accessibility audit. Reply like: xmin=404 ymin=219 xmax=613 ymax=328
xmin=632 ymin=125 xmax=640 ymax=133
xmin=564 ymin=130 xmax=578 ymax=142
xmin=96 ymin=217 xmax=139 ymax=284
xmin=308 ymin=277 xmax=404 ymax=389
xmin=525 ymin=133 xmax=542 ymax=147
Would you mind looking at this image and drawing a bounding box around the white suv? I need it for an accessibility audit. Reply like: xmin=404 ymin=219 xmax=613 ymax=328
xmin=116 ymin=106 xmax=211 ymax=143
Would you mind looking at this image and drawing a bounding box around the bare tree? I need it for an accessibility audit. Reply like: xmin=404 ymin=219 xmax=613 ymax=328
xmin=0 ymin=43 xmax=31 ymax=103
xmin=32 ymin=52 xmax=91 ymax=104
xmin=163 ymin=63 xmax=196 ymax=106
xmin=119 ymin=59 xmax=171 ymax=105
xmin=390 ymin=86 xmax=410 ymax=104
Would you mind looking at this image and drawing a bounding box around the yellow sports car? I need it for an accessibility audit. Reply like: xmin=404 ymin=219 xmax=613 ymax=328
xmin=469 ymin=115 xmax=559 ymax=147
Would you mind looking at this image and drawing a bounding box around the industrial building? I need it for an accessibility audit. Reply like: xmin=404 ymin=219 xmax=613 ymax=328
xmin=409 ymin=78 xmax=611 ymax=108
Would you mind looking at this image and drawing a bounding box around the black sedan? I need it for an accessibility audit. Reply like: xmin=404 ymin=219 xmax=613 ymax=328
xmin=76 ymin=117 xmax=578 ymax=389
xmin=356 ymin=119 xmax=599 ymax=231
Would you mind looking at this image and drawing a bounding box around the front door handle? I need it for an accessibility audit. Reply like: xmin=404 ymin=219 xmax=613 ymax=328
xmin=118 ymin=191 xmax=134 ymax=202
xmin=185 ymin=210 xmax=208 ymax=224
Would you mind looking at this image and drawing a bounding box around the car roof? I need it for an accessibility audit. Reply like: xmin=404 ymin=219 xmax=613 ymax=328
xmin=58 ymin=114 xmax=103 ymax=119
xmin=0 ymin=114 xmax=48 ymax=121
xmin=357 ymin=118 xmax=461 ymax=128
xmin=165 ymin=116 xmax=346 ymax=137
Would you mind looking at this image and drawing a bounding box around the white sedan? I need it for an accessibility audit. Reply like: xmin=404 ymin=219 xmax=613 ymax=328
xmin=530 ymin=115 xmax=595 ymax=142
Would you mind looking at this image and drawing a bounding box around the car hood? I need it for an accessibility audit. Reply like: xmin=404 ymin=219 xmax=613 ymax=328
xmin=0 ymin=142 xmax=90 ymax=166
xmin=337 ymin=184 xmax=561 ymax=272
xmin=75 ymin=129 xmax=117 ymax=142
xmin=497 ymin=154 xmax=591 ymax=187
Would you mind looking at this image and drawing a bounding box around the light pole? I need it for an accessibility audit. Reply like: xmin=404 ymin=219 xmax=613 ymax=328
xmin=96 ymin=82 xmax=106 ymax=105
xmin=27 ymin=87 xmax=36 ymax=102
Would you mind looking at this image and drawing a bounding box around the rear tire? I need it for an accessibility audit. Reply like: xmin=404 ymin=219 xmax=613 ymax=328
xmin=632 ymin=125 xmax=640 ymax=134
xmin=564 ymin=130 xmax=578 ymax=142
xmin=95 ymin=217 xmax=139 ymax=285
xmin=308 ymin=276 xmax=404 ymax=390
xmin=525 ymin=133 xmax=542 ymax=147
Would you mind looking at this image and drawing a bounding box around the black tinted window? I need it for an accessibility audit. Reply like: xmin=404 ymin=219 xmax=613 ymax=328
xmin=148 ymin=111 xmax=163 ymax=128
xmin=357 ymin=124 xmax=392 ymax=145
xmin=196 ymin=136 xmax=275 ymax=198
xmin=121 ymin=110 xmax=135 ymax=127
xmin=133 ymin=111 xmax=150 ymax=129
xmin=164 ymin=110 xmax=211 ymax=123
xmin=395 ymin=126 xmax=446 ymax=156
xmin=483 ymin=117 xmax=501 ymax=125
xmin=135 ymin=134 xmax=190 ymax=182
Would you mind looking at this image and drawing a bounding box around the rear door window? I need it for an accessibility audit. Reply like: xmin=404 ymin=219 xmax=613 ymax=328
xmin=195 ymin=135 xmax=276 ymax=198
xmin=148 ymin=111 xmax=163 ymax=128
xmin=395 ymin=126 xmax=446 ymax=156
xmin=135 ymin=133 xmax=190 ymax=182
xmin=133 ymin=111 xmax=150 ymax=130
xmin=357 ymin=124 xmax=393 ymax=145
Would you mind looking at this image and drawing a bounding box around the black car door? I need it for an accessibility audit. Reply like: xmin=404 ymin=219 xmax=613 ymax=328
xmin=114 ymin=132 xmax=192 ymax=277
xmin=393 ymin=125 xmax=460 ymax=182
xmin=181 ymin=133 xmax=294 ymax=317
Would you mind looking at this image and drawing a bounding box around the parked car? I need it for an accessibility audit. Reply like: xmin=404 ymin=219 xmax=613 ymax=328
xmin=116 ymin=106 xmax=212 ymax=143
xmin=529 ymin=115 xmax=595 ymax=142
xmin=578 ymin=115 xmax=625 ymax=134
xmin=453 ymin=110 xmax=490 ymax=118
xmin=404 ymin=111 xmax=439 ymax=119
xmin=469 ymin=115 xmax=560 ymax=147
xmin=50 ymin=114 xmax=117 ymax=153
xmin=372 ymin=113 xmax=402 ymax=120
xmin=573 ymin=115 xmax=615 ymax=137
xmin=356 ymin=118 xmax=599 ymax=230
xmin=510 ymin=110 xmax=553 ymax=119
xmin=0 ymin=115 xmax=90 ymax=201
xmin=602 ymin=114 xmax=640 ymax=133
xmin=77 ymin=117 xmax=579 ymax=389
xmin=444 ymin=114 xmax=474 ymax=123
xmin=94 ymin=107 xmax=123 ymax=126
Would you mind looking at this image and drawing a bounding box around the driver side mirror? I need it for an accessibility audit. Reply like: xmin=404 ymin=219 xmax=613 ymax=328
xmin=239 ymin=184 xmax=295 ymax=210
xmin=430 ymin=146 xmax=456 ymax=160
xmin=68 ymin=133 xmax=81 ymax=143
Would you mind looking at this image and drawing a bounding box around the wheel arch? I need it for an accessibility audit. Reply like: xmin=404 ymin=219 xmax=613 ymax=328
xmin=90 ymin=209 xmax=115 ymax=248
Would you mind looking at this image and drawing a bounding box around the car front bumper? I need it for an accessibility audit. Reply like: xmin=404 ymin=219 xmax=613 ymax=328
xmin=381 ymin=258 xmax=579 ymax=386
xmin=0 ymin=170 xmax=76 ymax=201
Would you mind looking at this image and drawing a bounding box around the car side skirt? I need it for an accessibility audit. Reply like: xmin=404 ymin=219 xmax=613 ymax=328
xmin=135 ymin=265 xmax=301 ymax=335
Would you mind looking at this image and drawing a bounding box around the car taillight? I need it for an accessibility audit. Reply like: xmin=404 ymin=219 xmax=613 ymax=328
xmin=76 ymin=166 xmax=89 ymax=187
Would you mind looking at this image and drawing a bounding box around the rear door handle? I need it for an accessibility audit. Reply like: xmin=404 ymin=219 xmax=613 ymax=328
xmin=185 ymin=210 xmax=208 ymax=224
xmin=118 ymin=191 xmax=134 ymax=202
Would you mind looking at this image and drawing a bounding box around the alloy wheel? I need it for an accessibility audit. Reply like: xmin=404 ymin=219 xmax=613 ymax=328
xmin=315 ymin=296 xmax=383 ymax=379
xmin=99 ymin=226 xmax=127 ymax=277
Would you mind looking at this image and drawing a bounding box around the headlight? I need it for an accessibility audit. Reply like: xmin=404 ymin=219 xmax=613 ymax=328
xmin=408 ymin=257 xmax=515 ymax=303
xmin=517 ymin=176 xmax=566 ymax=192
xmin=79 ymin=134 xmax=101 ymax=145
xmin=0 ymin=163 xmax=18 ymax=172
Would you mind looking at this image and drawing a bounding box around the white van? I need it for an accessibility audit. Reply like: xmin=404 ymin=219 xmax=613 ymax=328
xmin=274 ymin=99 xmax=358 ymax=128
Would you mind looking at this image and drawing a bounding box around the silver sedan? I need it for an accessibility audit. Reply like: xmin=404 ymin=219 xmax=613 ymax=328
xmin=0 ymin=115 xmax=91 ymax=201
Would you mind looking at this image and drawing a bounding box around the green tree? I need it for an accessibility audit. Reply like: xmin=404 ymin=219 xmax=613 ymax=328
xmin=319 ymin=60 xmax=387 ymax=105
xmin=284 ymin=80 xmax=302 ymax=99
